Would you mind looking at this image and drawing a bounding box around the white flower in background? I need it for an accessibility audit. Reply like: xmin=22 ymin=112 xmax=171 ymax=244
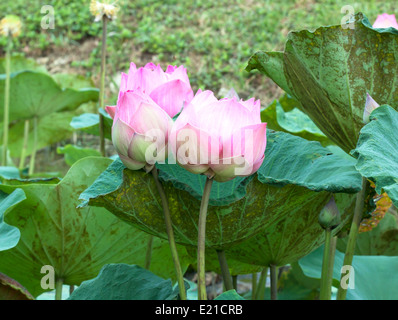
xmin=90 ymin=0 xmax=118 ymax=22
xmin=0 ymin=15 xmax=22 ymax=38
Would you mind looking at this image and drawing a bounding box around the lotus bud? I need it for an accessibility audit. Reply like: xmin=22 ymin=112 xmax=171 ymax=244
xmin=318 ymin=196 xmax=341 ymax=230
xmin=373 ymin=13 xmax=398 ymax=29
xmin=107 ymin=62 xmax=193 ymax=172
xmin=90 ymin=0 xmax=118 ymax=22
xmin=169 ymin=90 xmax=267 ymax=182
xmin=363 ymin=93 xmax=380 ymax=124
xmin=110 ymin=90 xmax=173 ymax=172
xmin=118 ymin=62 xmax=193 ymax=118
xmin=105 ymin=105 xmax=116 ymax=119
xmin=0 ymin=15 xmax=22 ymax=38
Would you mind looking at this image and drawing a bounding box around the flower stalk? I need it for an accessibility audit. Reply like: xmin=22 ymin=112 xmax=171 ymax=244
xmin=318 ymin=196 xmax=340 ymax=300
xmin=18 ymin=120 xmax=30 ymax=170
xmin=2 ymin=34 xmax=11 ymax=166
xmin=151 ymin=167 xmax=186 ymax=300
xmin=55 ymin=277 xmax=63 ymax=300
xmin=254 ymin=267 xmax=268 ymax=300
xmin=90 ymin=1 xmax=119 ymax=156
xmin=319 ymin=229 xmax=337 ymax=300
xmin=28 ymin=117 xmax=38 ymax=175
xmin=1 ymin=15 xmax=21 ymax=166
xmin=98 ymin=15 xmax=108 ymax=157
xmin=197 ymin=177 xmax=213 ymax=300
xmin=232 ymin=275 xmax=238 ymax=291
xmin=270 ymin=264 xmax=278 ymax=300
xmin=337 ymin=177 xmax=369 ymax=300
xmin=216 ymin=249 xmax=234 ymax=291
xmin=251 ymin=273 xmax=257 ymax=300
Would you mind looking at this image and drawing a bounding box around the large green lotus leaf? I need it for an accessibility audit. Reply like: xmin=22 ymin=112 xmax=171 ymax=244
xmin=257 ymin=131 xmax=361 ymax=192
xmin=0 ymin=167 xmax=20 ymax=180
xmin=276 ymin=106 xmax=324 ymax=137
xmin=68 ymin=264 xmax=178 ymax=300
xmin=214 ymin=290 xmax=245 ymax=300
xmin=352 ymin=105 xmax=398 ymax=207
xmin=261 ymin=94 xmax=331 ymax=146
xmin=79 ymin=158 xmax=288 ymax=249
xmin=0 ymin=55 xmax=47 ymax=74
xmin=275 ymin=262 xmax=320 ymax=300
xmin=0 ymin=71 xmax=98 ymax=122
xmin=0 ymin=157 xmax=193 ymax=298
xmin=246 ymin=51 xmax=293 ymax=96
xmin=1 ymin=176 xmax=60 ymax=186
xmin=70 ymin=110 xmax=112 ymax=140
xmin=0 ymin=272 xmax=34 ymax=300
xmin=79 ymin=131 xmax=361 ymax=249
xmin=52 ymin=73 xmax=96 ymax=91
xmin=57 ymin=144 xmax=102 ymax=167
xmin=299 ymin=246 xmax=398 ymax=300
xmin=6 ymin=111 xmax=76 ymax=157
xmin=0 ymin=189 xmax=26 ymax=251
xmin=146 ymin=237 xmax=193 ymax=282
xmin=157 ymin=160 xmax=251 ymax=206
xmin=226 ymin=193 xmax=356 ymax=267
xmin=337 ymin=212 xmax=398 ymax=256
xmin=248 ymin=13 xmax=398 ymax=153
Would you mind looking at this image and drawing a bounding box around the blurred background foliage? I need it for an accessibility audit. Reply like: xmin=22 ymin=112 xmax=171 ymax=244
xmin=0 ymin=0 xmax=396 ymax=106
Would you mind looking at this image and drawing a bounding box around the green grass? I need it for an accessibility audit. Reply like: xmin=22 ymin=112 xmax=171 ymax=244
xmin=0 ymin=0 xmax=397 ymax=104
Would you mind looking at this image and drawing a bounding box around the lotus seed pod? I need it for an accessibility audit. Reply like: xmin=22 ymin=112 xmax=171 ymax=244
xmin=90 ymin=0 xmax=118 ymax=22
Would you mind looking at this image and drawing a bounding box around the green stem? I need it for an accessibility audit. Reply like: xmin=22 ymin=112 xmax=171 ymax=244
xmin=216 ymin=249 xmax=234 ymax=291
xmin=270 ymin=264 xmax=278 ymax=300
xmin=145 ymin=235 xmax=154 ymax=269
xmin=197 ymin=177 xmax=213 ymax=300
xmin=337 ymin=177 xmax=369 ymax=300
xmin=327 ymin=236 xmax=337 ymax=287
xmin=19 ymin=119 xmax=30 ymax=170
xmin=320 ymin=228 xmax=335 ymax=300
xmin=2 ymin=35 xmax=11 ymax=166
xmin=55 ymin=278 xmax=63 ymax=300
xmin=254 ymin=267 xmax=268 ymax=300
xmin=151 ymin=168 xmax=186 ymax=300
xmin=232 ymin=275 xmax=238 ymax=291
xmin=251 ymin=273 xmax=257 ymax=300
xmin=69 ymin=285 xmax=74 ymax=296
xmin=99 ymin=15 xmax=108 ymax=157
xmin=28 ymin=117 xmax=38 ymax=176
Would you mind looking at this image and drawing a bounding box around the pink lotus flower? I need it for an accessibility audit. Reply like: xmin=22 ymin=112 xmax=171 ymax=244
xmin=107 ymin=62 xmax=194 ymax=119
xmin=106 ymin=62 xmax=194 ymax=171
xmin=109 ymin=90 xmax=173 ymax=171
xmin=373 ymin=13 xmax=398 ymax=29
xmin=169 ymin=90 xmax=267 ymax=182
